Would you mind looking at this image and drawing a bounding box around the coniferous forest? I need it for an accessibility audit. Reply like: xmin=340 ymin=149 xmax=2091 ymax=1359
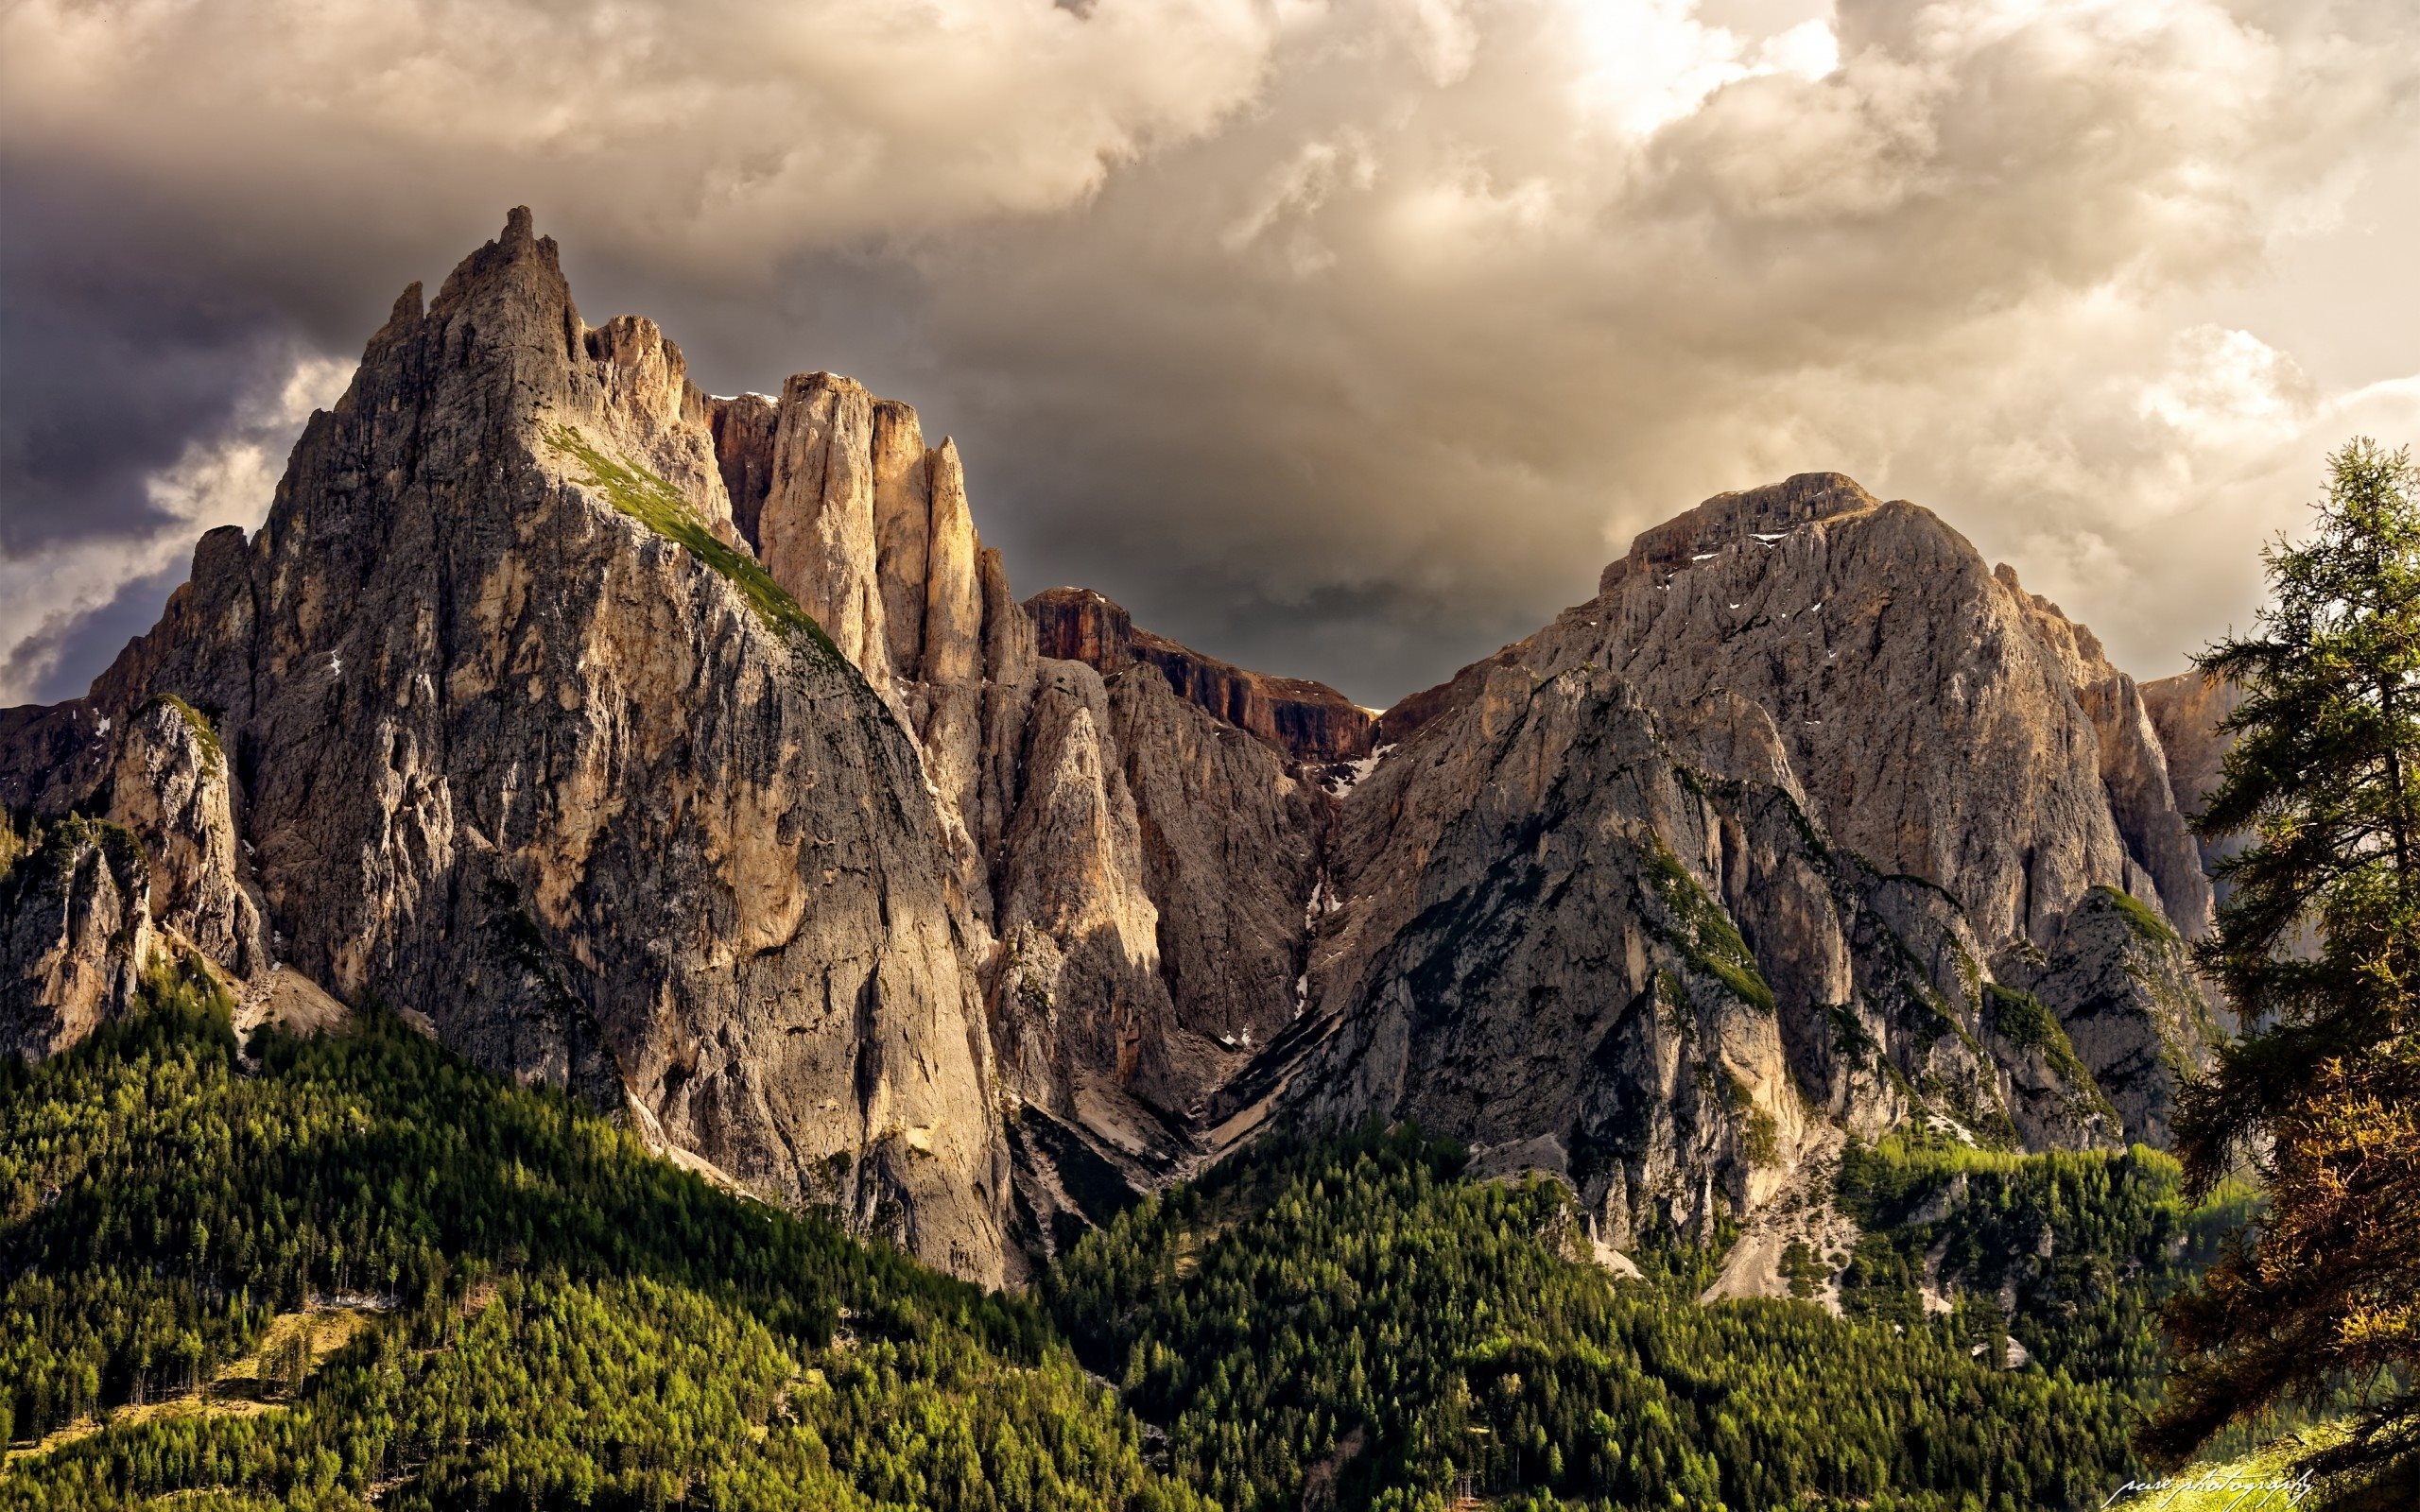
xmin=1 ymin=954 xmax=2271 ymax=1512
xmin=0 ymin=960 xmax=1195 ymax=1512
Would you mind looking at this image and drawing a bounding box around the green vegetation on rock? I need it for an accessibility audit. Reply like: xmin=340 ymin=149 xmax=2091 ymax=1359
xmin=3 ymin=816 xmax=147 ymax=908
xmin=1640 ymin=837 xmax=1776 ymax=1013
xmin=544 ymin=424 xmax=842 ymax=662
xmin=1983 ymin=982 xmax=2117 ymax=1120
xmin=140 ymin=695 xmax=222 ymax=779
xmin=2092 ymin=885 xmax=2182 ymax=949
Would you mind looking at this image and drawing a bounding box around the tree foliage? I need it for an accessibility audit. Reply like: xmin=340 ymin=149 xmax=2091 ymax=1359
xmin=1047 ymin=1125 xmax=2194 ymax=1511
xmin=2144 ymin=438 xmax=2420 ymax=1503
xmin=0 ymin=956 xmax=1204 ymax=1511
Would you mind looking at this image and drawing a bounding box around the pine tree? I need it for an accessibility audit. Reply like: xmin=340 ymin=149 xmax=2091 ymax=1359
xmin=2141 ymin=438 xmax=2420 ymax=1503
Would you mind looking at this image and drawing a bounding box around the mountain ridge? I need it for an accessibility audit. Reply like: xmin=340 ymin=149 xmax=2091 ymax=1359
xmin=0 ymin=211 xmax=2233 ymax=1287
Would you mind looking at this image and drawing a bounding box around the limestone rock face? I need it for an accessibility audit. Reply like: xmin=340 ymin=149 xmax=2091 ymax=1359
xmin=2141 ymin=671 xmax=2247 ymax=904
xmin=991 ymin=662 xmax=1181 ymax=1121
xmin=761 ymin=373 xmax=893 ymax=690
xmin=2141 ymin=672 xmax=2239 ymax=819
xmin=1995 ymin=886 xmax=2218 ymax=1146
xmin=872 ymin=401 xmax=933 ymax=679
xmin=2001 ymin=568 xmax=2213 ymax=937
xmin=579 ymin=315 xmax=734 ymax=533
xmin=1221 ymin=476 xmax=2226 ymax=1239
xmin=49 ymin=210 xmax=1012 ymax=1283
xmin=105 ymin=697 xmax=263 ymax=976
xmin=0 ymin=701 xmax=112 ymax=820
xmin=1386 ymin=474 xmax=2206 ymax=952
xmin=924 ymin=443 xmax=984 ymax=692
xmin=977 ymin=545 xmax=1039 ymax=859
xmin=1107 ymin=665 xmax=1323 ymax=1077
xmin=1028 ymin=587 xmax=1374 ymax=764
xmin=1240 ymin=654 xmax=2139 ymax=1243
xmin=707 ymin=392 xmax=778 ymax=548
xmin=0 ymin=817 xmax=151 ymax=1060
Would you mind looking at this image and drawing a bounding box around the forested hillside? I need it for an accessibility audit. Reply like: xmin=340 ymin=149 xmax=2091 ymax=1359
xmin=0 ymin=958 xmax=1200 ymax=1512
xmin=1833 ymin=1135 xmax=2256 ymax=1385
xmin=0 ymin=958 xmax=2267 ymax=1511
xmin=1045 ymin=1128 xmax=2252 ymax=1512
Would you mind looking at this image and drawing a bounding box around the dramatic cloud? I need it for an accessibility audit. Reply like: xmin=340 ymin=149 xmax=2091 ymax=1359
xmin=4 ymin=0 xmax=2416 ymax=705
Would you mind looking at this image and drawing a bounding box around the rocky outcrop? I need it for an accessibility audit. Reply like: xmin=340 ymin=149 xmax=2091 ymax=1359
xmin=1244 ymin=655 xmax=2122 ymax=1246
xmin=1230 ymin=475 xmax=2221 ymax=1234
xmin=0 ymin=701 xmax=112 ymax=820
xmin=0 ymin=816 xmax=151 ymax=1060
xmin=2141 ymin=670 xmax=2247 ymax=904
xmin=1028 ymin=587 xmax=1374 ymax=764
xmin=707 ymin=392 xmax=778 ymax=548
xmin=1384 ymin=474 xmax=2209 ymax=952
xmin=991 ymin=662 xmax=1182 ymax=1124
xmin=54 ymin=211 xmax=1012 ymax=1284
xmin=761 ymin=373 xmax=894 ymax=688
xmin=104 ymin=696 xmax=264 ymax=976
xmin=1108 ymin=665 xmax=1323 ymax=1072
xmin=1998 ymin=567 xmax=2213 ymax=937
xmin=1257 ymin=664 xmax=1819 ymax=1242
xmin=872 ymin=401 xmax=933 ymax=679
xmin=2141 ymin=672 xmax=2238 ymax=817
xmin=1994 ymin=885 xmax=2218 ymax=1146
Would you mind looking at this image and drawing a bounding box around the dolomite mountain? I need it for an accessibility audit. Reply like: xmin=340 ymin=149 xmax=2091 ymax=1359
xmin=1 ymin=214 xmax=2236 ymax=1287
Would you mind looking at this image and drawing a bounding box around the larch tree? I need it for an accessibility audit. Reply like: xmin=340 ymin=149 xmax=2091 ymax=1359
xmin=2142 ymin=438 xmax=2420 ymax=1504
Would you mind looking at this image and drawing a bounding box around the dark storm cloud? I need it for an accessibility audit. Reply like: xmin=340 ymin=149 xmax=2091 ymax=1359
xmin=3 ymin=564 xmax=187 ymax=707
xmin=3 ymin=0 xmax=2416 ymax=708
xmin=0 ymin=168 xmax=305 ymax=554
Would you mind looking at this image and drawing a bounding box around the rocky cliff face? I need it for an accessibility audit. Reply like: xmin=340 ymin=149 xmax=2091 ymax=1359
xmin=0 ymin=816 xmax=152 ymax=1060
xmin=1 ymin=218 xmax=2228 ymax=1285
xmin=6 ymin=212 xmax=1013 ymax=1283
xmin=1391 ymin=474 xmax=2210 ymax=948
xmin=2141 ymin=670 xmax=2247 ymax=906
xmin=1028 ymin=587 xmax=1374 ymax=764
xmin=1241 ymin=657 xmax=2141 ymax=1245
xmin=1993 ymin=885 xmax=2217 ymax=1146
xmin=1234 ymin=474 xmax=2220 ymax=1246
xmin=106 ymin=696 xmax=264 ymax=977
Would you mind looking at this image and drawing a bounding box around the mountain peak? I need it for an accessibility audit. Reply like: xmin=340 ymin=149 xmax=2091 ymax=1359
xmin=1600 ymin=472 xmax=1884 ymax=596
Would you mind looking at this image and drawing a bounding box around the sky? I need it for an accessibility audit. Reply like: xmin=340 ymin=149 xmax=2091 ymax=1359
xmin=3 ymin=0 xmax=2415 ymax=710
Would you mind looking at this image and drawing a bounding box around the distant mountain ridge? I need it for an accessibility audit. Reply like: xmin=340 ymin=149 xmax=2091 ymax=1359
xmin=0 ymin=212 xmax=2237 ymax=1288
